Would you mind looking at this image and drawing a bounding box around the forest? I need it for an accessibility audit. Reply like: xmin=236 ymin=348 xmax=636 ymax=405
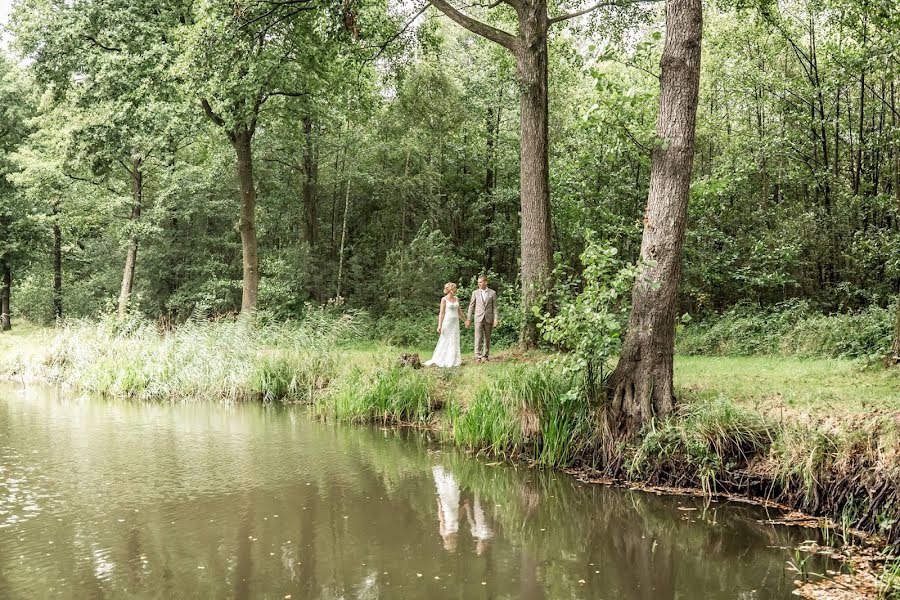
xmin=1 ymin=0 xmax=900 ymax=596
xmin=0 ymin=0 xmax=897 ymax=346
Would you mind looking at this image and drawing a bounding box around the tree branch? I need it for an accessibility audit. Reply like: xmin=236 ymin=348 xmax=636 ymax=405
xmin=83 ymin=35 xmax=122 ymax=52
xmin=265 ymin=90 xmax=309 ymax=100
xmin=63 ymin=172 xmax=122 ymax=196
xmin=201 ymin=99 xmax=226 ymax=128
xmin=364 ymin=3 xmax=430 ymax=62
xmin=549 ymin=0 xmax=662 ymax=25
xmin=428 ymin=0 xmax=517 ymax=52
xmin=201 ymin=99 xmax=237 ymax=142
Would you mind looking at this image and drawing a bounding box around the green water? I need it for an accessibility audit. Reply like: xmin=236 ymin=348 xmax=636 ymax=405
xmin=0 ymin=383 xmax=832 ymax=599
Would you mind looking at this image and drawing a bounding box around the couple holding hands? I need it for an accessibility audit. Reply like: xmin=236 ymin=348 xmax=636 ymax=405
xmin=423 ymin=275 xmax=499 ymax=368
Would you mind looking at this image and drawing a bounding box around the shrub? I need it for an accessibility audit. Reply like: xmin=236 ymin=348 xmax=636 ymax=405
xmin=676 ymin=301 xmax=893 ymax=361
xmin=536 ymin=233 xmax=640 ymax=401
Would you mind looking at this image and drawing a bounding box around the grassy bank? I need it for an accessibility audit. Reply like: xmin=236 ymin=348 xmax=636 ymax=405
xmin=2 ymin=320 xmax=899 ymax=596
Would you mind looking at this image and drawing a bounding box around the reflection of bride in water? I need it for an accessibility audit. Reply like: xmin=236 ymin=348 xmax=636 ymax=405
xmin=432 ymin=466 xmax=493 ymax=554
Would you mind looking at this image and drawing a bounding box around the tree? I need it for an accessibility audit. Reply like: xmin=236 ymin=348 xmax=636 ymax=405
xmin=11 ymin=0 xmax=192 ymax=317
xmin=0 ymin=58 xmax=35 ymax=331
xmin=177 ymin=0 xmax=331 ymax=314
xmin=605 ymin=0 xmax=702 ymax=430
xmin=426 ymin=0 xmax=652 ymax=347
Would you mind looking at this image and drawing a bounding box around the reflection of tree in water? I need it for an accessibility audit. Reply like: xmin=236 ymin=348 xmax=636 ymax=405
xmin=232 ymin=498 xmax=253 ymax=600
xmin=431 ymin=452 xmax=823 ymax=599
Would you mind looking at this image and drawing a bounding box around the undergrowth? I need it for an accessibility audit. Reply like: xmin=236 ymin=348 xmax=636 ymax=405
xmin=677 ymin=301 xmax=893 ymax=362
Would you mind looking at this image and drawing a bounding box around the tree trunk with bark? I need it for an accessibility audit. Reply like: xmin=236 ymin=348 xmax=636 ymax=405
xmin=118 ymin=159 xmax=142 ymax=317
xmin=428 ymin=0 xmax=558 ymax=349
xmin=302 ymin=116 xmax=319 ymax=247
xmin=336 ymin=177 xmax=352 ymax=299
xmin=606 ymin=0 xmax=703 ymax=431
xmin=515 ymin=0 xmax=554 ymax=348
xmin=0 ymin=258 xmax=10 ymax=332
xmin=892 ymin=294 xmax=900 ymax=366
xmin=51 ymin=200 xmax=63 ymax=320
xmin=202 ymin=98 xmax=260 ymax=315
xmin=484 ymin=99 xmax=500 ymax=269
xmin=890 ymin=82 xmax=900 ymax=366
xmin=233 ymin=127 xmax=259 ymax=313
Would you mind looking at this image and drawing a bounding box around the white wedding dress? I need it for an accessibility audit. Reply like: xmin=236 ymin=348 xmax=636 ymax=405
xmin=425 ymin=299 xmax=462 ymax=368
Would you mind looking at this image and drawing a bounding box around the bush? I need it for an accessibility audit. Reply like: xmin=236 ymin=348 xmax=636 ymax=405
xmin=536 ymin=233 xmax=639 ymax=400
xmin=676 ymin=301 xmax=894 ymax=361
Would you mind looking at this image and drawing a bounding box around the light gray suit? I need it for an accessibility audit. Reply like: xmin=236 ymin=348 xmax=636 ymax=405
xmin=467 ymin=288 xmax=498 ymax=359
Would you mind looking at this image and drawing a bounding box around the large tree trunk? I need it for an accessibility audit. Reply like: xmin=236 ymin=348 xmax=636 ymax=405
xmin=515 ymin=0 xmax=554 ymax=349
xmin=302 ymin=116 xmax=319 ymax=247
xmin=51 ymin=200 xmax=63 ymax=320
xmin=118 ymin=159 xmax=142 ymax=317
xmin=232 ymin=127 xmax=259 ymax=313
xmin=1 ymin=258 xmax=10 ymax=332
xmin=606 ymin=0 xmax=703 ymax=431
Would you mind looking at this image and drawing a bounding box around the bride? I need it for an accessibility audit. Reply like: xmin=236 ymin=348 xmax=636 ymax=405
xmin=424 ymin=282 xmax=465 ymax=368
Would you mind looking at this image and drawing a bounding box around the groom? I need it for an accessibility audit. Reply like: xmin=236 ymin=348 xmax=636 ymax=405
xmin=465 ymin=275 xmax=499 ymax=363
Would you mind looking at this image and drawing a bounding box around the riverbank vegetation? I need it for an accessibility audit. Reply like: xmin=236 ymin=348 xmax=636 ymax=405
xmin=3 ymin=320 xmax=899 ymax=560
xmin=2 ymin=0 xmax=900 ymax=595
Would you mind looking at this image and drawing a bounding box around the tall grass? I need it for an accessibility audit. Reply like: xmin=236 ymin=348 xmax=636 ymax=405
xmin=627 ymin=396 xmax=773 ymax=494
xmin=321 ymin=365 xmax=435 ymax=425
xmin=36 ymin=311 xmax=360 ymax=402
xmin=448 ymin=364 xmax=590 ymax=467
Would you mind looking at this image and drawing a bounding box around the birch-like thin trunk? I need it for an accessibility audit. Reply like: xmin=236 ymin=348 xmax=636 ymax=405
xmin=302 ymin=116 xmax=319 ymax=246
xmin=51 ymin=200 xmax=62 ymax=320
xmin=336 ymin=178 xmax=351 ymax=299
xmin=0 ymin=258 xmax=10 ymax=331
xmin=117 ymin=158 xmax=142 ymax=317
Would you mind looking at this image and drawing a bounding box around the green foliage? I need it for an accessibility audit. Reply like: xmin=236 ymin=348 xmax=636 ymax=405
xmin=380 ymin=223 xmax=472 ymax=314
xmin=536 ymin=233 xmax=640 ymax=398
xmin=677 ymin=302 xmax=893 ymax=361
xmin=2 ymin=0 xmax=899 ymax=368
xmin=323 ymin=365 xmax=435 ymax=425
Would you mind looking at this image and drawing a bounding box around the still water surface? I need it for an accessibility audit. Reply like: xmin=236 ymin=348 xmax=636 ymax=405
xmin=1 ymin=383 xmax=831 ymax=599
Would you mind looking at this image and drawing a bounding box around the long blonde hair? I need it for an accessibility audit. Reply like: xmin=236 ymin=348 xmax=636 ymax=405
xmin=444 ymin=282 xmax=457 ymax=295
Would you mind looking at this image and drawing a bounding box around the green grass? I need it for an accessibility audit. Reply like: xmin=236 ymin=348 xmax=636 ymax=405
xmin=674 ymin=355 xmax=900 ymax=413
xmin=5 ymin=322 xmax=899 ymax=417
xmin=322 ymin=364 xmax=435 ymax=425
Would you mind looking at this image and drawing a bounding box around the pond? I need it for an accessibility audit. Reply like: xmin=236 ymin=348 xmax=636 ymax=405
xmin=0 ymin=383 xmax=834 ymax=599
